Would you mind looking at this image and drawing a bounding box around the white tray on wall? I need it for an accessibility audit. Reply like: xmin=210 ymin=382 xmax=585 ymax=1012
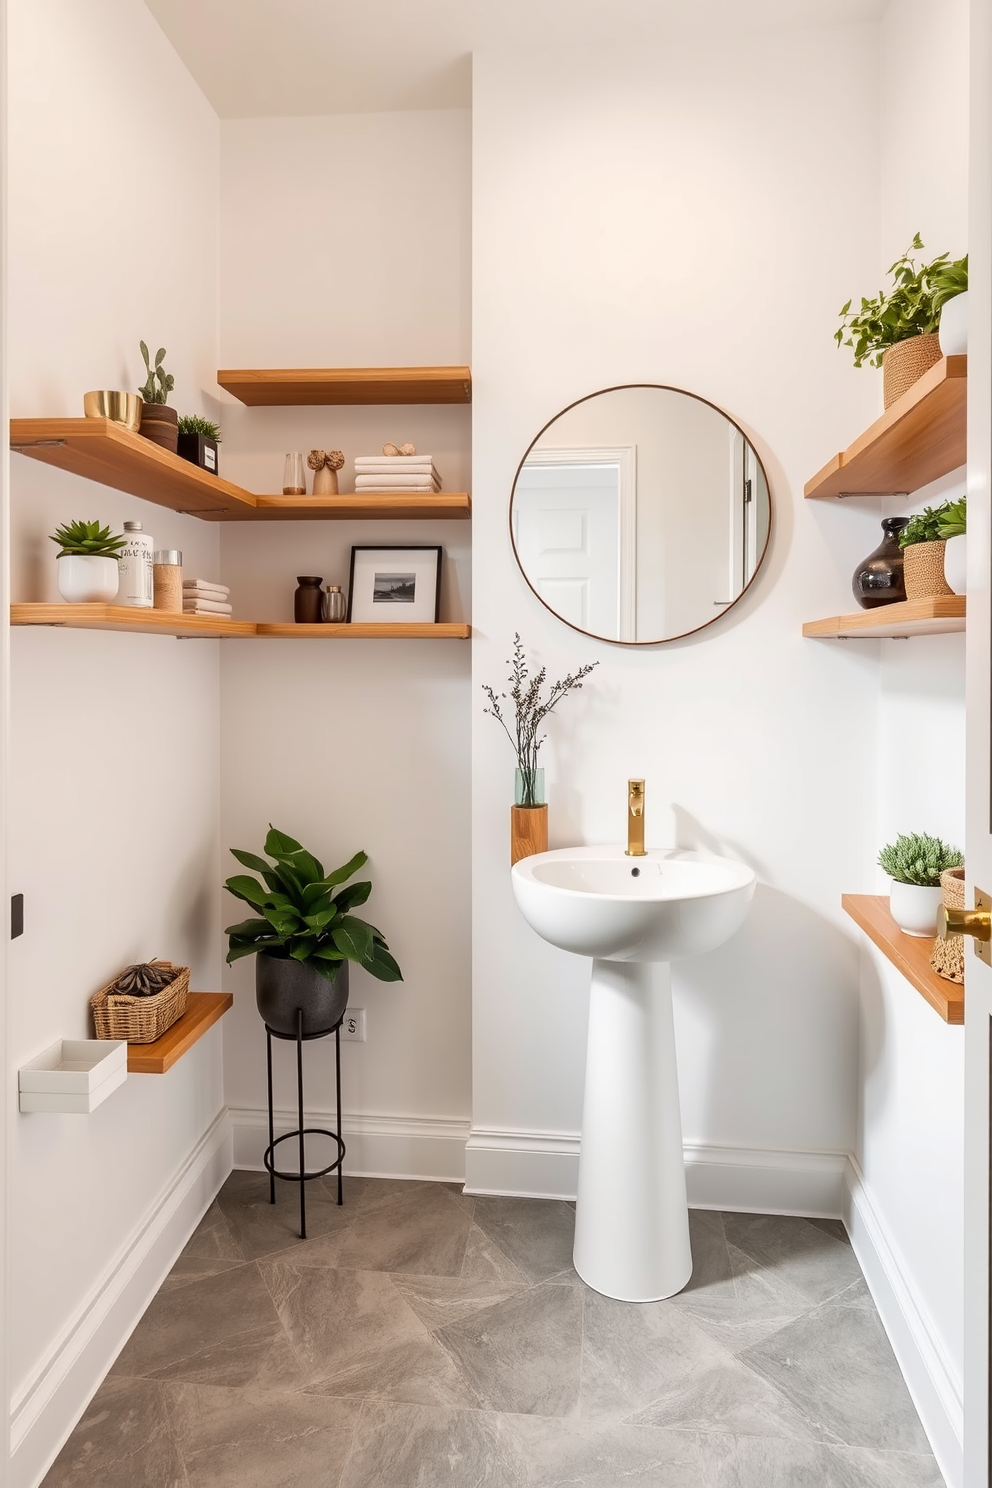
xmin=18 ymin=1039 xmax=127 ymax=1113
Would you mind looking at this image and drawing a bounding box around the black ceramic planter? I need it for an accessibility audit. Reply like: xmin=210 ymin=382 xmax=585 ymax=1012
xmin=177 ymin=432 xmax=219 ymax=475
xmin=255 ymin=953 xmax=349 ymax=1038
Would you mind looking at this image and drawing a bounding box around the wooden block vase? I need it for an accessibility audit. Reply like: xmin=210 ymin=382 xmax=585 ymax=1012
xmin=511 ymin=804 xmax=548 ymax=865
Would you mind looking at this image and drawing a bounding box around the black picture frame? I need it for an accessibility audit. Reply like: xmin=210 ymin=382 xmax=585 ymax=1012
xmin=347 ymin=546 xmax=443 ymax=623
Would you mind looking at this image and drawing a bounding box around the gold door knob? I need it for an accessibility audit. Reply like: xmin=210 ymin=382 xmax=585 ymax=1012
xmin=938 ymin=904 xmax=992 ymax=942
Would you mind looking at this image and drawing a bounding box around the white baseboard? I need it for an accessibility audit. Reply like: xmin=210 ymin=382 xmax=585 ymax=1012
xmin=845 ymin=1156 xmax=963 ymax=1488
xmin=464 ymin=1128 xmax=848 ymax=1216
xmin=230 ymin=1107 xmax=470 ymax=1183
xmin=10 ymin=1108 xmax=232 ymax=1488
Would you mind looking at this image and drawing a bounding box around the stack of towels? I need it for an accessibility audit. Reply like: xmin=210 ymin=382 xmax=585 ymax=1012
xmin=354 ymin=454 xmax=441 ymax=493
xmin=183 ymin=579 xmax=232 ymax=617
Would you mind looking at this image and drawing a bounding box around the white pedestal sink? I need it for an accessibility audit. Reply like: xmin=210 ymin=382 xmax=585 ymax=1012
xmin=512 ymin=846 xmax=756 ymax=1302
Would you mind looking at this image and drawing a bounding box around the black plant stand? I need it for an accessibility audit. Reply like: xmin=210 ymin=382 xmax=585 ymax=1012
xmin=263 ymin=1008 xmax=345 ymax=1239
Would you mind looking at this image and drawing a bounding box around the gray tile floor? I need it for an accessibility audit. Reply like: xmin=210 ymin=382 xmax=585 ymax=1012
xmin=43 ymin=1173 xmax=945 ymax=1487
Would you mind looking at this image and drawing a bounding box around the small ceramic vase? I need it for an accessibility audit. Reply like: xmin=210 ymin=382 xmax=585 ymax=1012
xmin=889 ymin=880 xmax=943 ymax=938
xmin=943 ymin=534 xmax=967 ymax=595
xmin=56 ymin=554 xmax=120 ymax=604
xmin=939 ymin=291 xmax=968 ymax=357
xmin=852 ymin=518 xmax=908 ymax=609
xmin=294 ymin=576 xmax=324 ymax=623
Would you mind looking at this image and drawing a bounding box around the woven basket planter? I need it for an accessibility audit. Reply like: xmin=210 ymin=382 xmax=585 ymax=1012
xmin=903 ymin=540 xmax=952 ymax=600
xmin=91 ymin=961 xmax=190 ymax=1043
xmin=882 ymin=333 xmax=942 ymax=408
xmin=931 ymin=867 xmax=965 ymax=984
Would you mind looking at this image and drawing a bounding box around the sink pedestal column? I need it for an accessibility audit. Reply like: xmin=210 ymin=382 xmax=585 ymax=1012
xmin=573 ymin=958 xmax=692 ymax=1302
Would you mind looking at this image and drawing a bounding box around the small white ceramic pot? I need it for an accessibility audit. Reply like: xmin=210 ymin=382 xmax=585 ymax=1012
xmin=943 ymin=533 xmax=966 ymax=595
xmin=938 ymin=291 xmax=968 ymax=357
xmin=889 ymin=879 xmax=943 ymax=938
xmin=56 ymin=554 xmax=120 ymax=604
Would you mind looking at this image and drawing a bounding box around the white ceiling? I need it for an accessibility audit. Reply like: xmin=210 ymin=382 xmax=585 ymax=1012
xmin=145 ymin=0 xmax=889 ymax=118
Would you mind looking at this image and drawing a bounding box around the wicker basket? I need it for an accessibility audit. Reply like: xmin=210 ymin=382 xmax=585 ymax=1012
xmin=931 ymin=868 xmax=965 ymax=984
xmin=91 ymin=961 xmax=190 ymax=1043
xmin=882 ymin=333 xmax=942 ymax=408
xmin=903 ymin=540 xmax=952 ymax=601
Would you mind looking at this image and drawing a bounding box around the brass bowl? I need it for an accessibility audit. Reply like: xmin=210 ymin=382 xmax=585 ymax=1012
xmin=83 ymin=390 xmax=143 ymax=432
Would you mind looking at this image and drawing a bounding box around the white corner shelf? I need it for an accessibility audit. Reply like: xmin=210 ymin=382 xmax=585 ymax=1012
xmin=19 ymin=1038 xmax=127 ymax=1113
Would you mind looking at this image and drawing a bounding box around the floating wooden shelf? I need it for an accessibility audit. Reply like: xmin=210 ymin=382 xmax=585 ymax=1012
xmin=127 ymin=992 xmax=234 ymax=1074
xmin=10 ymin=604 xmax=257 ymax=638
xmin=216 ymin=366 xmax=472 ymax=407
xmin=843 ymin=894 xmax=963 ymax=1024
xmin=803 ymin=596 xmax=965 ymax=639
xmin=256 ymin=622 xmax=472 ymax=639
xmin=10 ymin=606 xmax=471 ymax=640
xmin=805 ymin=356 xmax=966 ymax=499
xmin=9 ymin=419 xmax=471 ymax=523
xmin=247 ymin=493 xmax=471 ymax=521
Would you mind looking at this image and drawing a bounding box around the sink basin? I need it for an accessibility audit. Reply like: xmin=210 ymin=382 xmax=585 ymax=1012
xmin=512 ymin=846 xmax=755 ymax=961
xmin=511 ymin=845 xmax=756 ymax=1305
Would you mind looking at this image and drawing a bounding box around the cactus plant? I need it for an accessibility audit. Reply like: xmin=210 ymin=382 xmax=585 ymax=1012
xmin=49 ymin=519 xmax=126 ymax=558
xmin=138 ymin=341 xmax=175 ymax=405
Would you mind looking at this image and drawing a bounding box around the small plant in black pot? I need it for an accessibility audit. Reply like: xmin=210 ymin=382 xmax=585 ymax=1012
xmin=224 ymin=826 xmax=402 ymax=1037
xmin=177 ymin=414 xmax=221 ymax=475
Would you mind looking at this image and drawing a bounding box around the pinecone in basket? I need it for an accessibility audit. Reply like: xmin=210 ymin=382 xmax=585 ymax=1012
xmin=110 ymin=961 xmax=173 ymax=998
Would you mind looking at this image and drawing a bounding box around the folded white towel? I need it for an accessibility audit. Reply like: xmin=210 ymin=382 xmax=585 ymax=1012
xmin=354 ymin=475 xmax=441 ymax=491
xmin=183 ymin=579 xmax=230 ymax=595
xmin=354 ymin=455 xmax=435 ymax=470
xmin=183 ymin=599 xmax=233 ymax=615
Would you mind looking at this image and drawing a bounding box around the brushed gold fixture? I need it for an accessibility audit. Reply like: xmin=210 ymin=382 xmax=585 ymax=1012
xmin=626 ymin=779 xmax=646 ymax=857
xmin=938 ymin=887 xmax=992 ymax=966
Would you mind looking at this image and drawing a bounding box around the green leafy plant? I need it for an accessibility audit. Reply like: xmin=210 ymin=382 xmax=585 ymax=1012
xmin=49 ymin=519 xmax=126 ymax=558
xmin=224 ymin=825 xmax=402 ymax=984
xmin=878 ymin=832 xmax=963 ymax=887
xmin=898 ymin=502 xmax=952 ymax=549
xmin=483 ymin=634 xmax=598 ymax=807
xmin=138 ymin=341 xmax=175 ymax=405
xmin=937 ymin=495 xmax=966 ymax=539
xmin=836 ymin=234 xmax=969 ymax=368
xmin=178 ymin=414 xmax=221 ymax=442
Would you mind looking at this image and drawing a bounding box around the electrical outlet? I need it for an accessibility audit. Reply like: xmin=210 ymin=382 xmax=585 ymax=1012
xmin=341 ymin=1008 xmax=366 ymax=1041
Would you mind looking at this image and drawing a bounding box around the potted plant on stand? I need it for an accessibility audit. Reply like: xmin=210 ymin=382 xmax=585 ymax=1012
xmin=224 ymin=826 xmax=402 ymax=1037
xmin=836 ymin=234 xmax=968 ymax=407
xmin=137 ymin=341 xmax=178 ymax=451
xmin=937 ymin=495 xmax=966 ymax=595
xmin=483 ymin=634 xmax=598 ymax=865
xmin=50 ymin=519 xmax=125 ymax=602
xmin=898 ymin=503 xmax=954 ymax=600
xmin=879 ymin=832 xmax=963 ymax=937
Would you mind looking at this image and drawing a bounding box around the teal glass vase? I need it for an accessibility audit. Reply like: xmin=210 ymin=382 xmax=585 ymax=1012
xmin=514 ymin=767 xmax=545 ymax=808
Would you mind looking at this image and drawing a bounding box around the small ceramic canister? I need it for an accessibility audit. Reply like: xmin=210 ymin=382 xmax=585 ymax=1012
xmin=295 ymin=576 xmax=323 ymax=623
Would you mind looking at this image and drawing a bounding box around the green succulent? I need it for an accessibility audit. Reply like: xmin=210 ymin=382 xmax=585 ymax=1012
xmin=224 ymin=825 xmax=402 ymax=984
xmin=937 ymin=495 xmax=966 ymax=539
xmin=178 ymin=414 xmax=221 ymax=442
xmin=836 ymin=234 xmax=968 ymax=369
xmin=50 ymin=519 xmax=126 ymax=558
xmin=878 ymin=833 xmax=963 ymax=887
xmin=898 ymin=503 xmax=951 ymax=549
xmin=138 ymin=341 xmax=175 ymax=405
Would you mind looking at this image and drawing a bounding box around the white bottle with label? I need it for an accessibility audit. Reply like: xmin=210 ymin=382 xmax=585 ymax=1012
xmin=117 ymin=521 xmax=154 ymax=608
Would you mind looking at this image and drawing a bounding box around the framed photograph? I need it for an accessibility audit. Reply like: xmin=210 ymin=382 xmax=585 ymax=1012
xmin=347 ymin=546 xmax=443 ymax=624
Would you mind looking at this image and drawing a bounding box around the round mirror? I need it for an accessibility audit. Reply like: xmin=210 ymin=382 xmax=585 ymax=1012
xmin=510 ymin=385 xmax=771 ymax=644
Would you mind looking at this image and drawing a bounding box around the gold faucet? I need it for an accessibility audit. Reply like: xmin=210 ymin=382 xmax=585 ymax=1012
xmin=626 ymin=779 xmax=646 ymax=857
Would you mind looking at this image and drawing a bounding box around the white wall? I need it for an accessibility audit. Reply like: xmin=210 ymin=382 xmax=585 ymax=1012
xmin=217 ymin=112 xmax=473 ymax=1176
xmin=470 ymin=25 xmax=885 ymax=1196
xmin=6 ymin=3 xmax=225 ymax=1483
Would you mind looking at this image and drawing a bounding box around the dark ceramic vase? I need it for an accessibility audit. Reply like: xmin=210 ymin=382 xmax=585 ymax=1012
xmin=255 ymin=953 xmax=349 ymax=1037
xmin=852 ymin=517 xmax=909 ymax=609
xmin=139 ymin=403 xmax=179 ymax=453
xmin=294 ymin=576 xmax=324 ymax=623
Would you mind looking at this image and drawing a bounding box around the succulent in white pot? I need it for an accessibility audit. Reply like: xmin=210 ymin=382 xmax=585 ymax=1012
xmin=879 ymin=833 xmax=964 ymax=938
xmin=937 ymin=495 xmax=966 ymax=595
xmin=51 ymin=519 xmax=126 ymax=603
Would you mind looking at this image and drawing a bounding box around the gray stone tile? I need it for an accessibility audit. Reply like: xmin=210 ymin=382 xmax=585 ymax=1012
xmin=672 ymin=1240 xmax=809 ymax=1355
xmin=630 ymin=1358 xmax=828 ymax=1442
xmin=41 ymin=1376 xmax=185 ymax=1488
xmin=165 ymin=1382 xmax=359 ymax=1488
xmin=306 ymin=1331 xmax=484 ymax=1409
xmin=112 ymin=1263 xmax=304 ymax=1392
xmin=807 ymin=1217 xmax=851 ymax=1246
xmin=391 ymin=1273 xmax=525 ymax=1332
xmin=326 ymin=1175 xmax=433 ymax=1215
xmin=508 ymin=1417 xmax=713 ymax=1488
xmin=340 ymin=1402 xmax=529 ymax=1488
xmin=459 ymin=1222 xmax=531 ymax=1287
xmin=471 ymin=1196 xmax=576 ymax=1283
xmin=437 ymin=1281 xmax=584 ymax=1416
xmin=215 ymin=1169 xmax=352 ymax=1262
xmin=335 ymin=1183 xmax=474 ymax=1277
xmin=702 ymin=1434 xmax=943 ymax=1487
xmin=723 ymin=1212 xmax=864 ymax=1307
xmin=741 ymin=1303 xmax=933 ymax=1452
xmin=161 ymin=1202 xmax=244 ymax=1294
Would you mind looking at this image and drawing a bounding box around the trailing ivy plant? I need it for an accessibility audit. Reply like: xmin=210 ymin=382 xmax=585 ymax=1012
xmin=878 ymin=832 xmax=963 ymax=887
xmin=178 ymin=414 xmax=222 ymax=442
xmin=898 ymin=503 xmax=952 ymax=549
xmin=50 ymin=519 xmax=126 ymax=558
xmin=138 ymin=341 xmax=175 ymax=405
xmin=937 ymin=495 xmax=966 ymax=539
xmin=836 ymin=234 xmax=968 ymax=368
xmin=224 ymin=825 xmax=402 ymax=984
